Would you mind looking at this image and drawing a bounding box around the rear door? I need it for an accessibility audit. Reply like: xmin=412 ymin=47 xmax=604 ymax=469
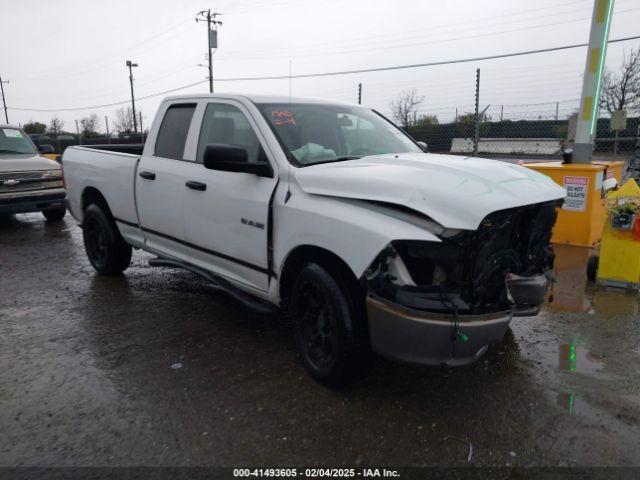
xmin=181 ymin=100 xmax=278 ymax=293
xmin=135 ymin=102 xmax=196 ymax=259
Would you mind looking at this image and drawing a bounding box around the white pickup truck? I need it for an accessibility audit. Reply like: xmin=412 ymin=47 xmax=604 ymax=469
xmin=63 ymin=94 xmax=565 ymax=386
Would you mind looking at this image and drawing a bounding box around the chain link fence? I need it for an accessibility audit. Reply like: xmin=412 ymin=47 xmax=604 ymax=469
xmin=407 ymin=101 xmax=639 ymax=163
xmin=25 ymin=100 xmax=639 ymax=165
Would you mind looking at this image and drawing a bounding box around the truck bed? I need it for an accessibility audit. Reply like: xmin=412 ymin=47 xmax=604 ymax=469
xmin=63 ymin=146 xmax=140 ymax=227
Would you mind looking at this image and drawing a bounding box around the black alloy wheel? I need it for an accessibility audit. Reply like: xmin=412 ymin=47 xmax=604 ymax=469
xmin=82 ymin=203 xmax=132 ymax=275
xmin=289 ymin=262 xmax=373 ymax=387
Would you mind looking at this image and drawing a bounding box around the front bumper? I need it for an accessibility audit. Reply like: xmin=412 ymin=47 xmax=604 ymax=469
xmin=367 ymin=294 xmax=513 ymax=367
xmin=0 ymin=190 xmax=66 ymax=215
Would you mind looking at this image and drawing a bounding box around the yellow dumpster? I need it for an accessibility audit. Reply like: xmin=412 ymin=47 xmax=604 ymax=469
xmin=597 ymin=179 xmax=640 ymax=289
xmin=526 ymin=162 xmax=607 ymax=247
xmin=593 ymin=160 xmax=625 ymax=184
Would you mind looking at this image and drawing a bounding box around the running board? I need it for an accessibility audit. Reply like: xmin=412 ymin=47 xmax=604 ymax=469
xmin=148 ymin=257 xmax=277 ymax=315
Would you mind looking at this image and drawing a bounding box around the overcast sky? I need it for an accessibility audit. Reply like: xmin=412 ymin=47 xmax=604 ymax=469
xmin=1 ymin=0 xmax=639 ymax=131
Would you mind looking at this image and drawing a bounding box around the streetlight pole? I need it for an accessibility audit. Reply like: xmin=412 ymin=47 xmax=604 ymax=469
xmin=0 ymin=76 xmax=9 ymax=124
xmin=126 ymin=60 xmax=139 ymax=135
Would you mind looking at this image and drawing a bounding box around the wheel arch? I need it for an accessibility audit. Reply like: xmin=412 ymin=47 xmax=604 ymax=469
xmin=81 ymin=186 xmax=114 ymax=221
xmin=278 ymin=245 xmax=365 ymax=306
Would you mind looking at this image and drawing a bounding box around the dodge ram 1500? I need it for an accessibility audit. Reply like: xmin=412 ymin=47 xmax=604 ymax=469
xmin=63 ymin=94 xmax=566 ymax=386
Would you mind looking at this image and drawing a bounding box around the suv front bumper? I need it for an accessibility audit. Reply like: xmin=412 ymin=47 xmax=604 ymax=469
xmin=367 ymin=294 xmax=513 ymax=367
xmin=0 ymin=189 xmax=66 ymax=215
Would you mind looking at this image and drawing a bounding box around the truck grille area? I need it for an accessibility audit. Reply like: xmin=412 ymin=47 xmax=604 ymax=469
xmin=367 ymin=200 xmax=559 ymax=314
xmin=0 ymin=171 xmax=63 ymax=194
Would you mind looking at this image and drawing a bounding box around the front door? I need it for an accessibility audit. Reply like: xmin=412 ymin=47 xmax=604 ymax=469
xmin=181 ymin=101 xmax=278 ymax=293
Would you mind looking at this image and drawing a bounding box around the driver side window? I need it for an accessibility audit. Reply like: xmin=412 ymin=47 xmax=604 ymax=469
xmin=197 ymin=103 xmax=266 ymax=164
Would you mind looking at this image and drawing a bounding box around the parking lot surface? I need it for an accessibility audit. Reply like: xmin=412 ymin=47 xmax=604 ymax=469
xmin=1 ymin=213 xmax=639 ymax=467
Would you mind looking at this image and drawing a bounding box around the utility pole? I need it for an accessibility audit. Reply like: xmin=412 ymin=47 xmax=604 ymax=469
xmin=126 ymin=60 xmax=139 ymax=135
xmin=572 ymin=0 xmax=615 ymax=163
xmin=500 ymin=105 xmax=504 ymax=122
xmin=555 ymin=101 xmax=560 ymax=121
xmin=75 ymin=119 xmax=82 ymax=145
xmin=358 ymin=83 xmax=362 ymax=105
xmin=139 ymin=111 xmax=143 ymax=140
xmin=105 ymin=115 xmax=110 ymax=144
xmin=196 ymin=10 xmax=222 ymax=94
xmin=0 ymin=76 xmax=9 ymax=123
xmin=473 ymin=68 xmax=480 ymax=156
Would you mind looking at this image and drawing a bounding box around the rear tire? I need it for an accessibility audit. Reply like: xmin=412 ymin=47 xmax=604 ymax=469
xmin=83 ymin=203 xmax=132 ymax=275
xmin=289 ymin=262 xmax=373 ymax=387
xmin=42 ymin=206 xmax=66 ymax=222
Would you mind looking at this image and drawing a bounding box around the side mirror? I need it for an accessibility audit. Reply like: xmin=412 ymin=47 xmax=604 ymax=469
xmin=203 ymin=143 xmax=272 ymax=177
xmin=39 ymin=144 xmax=55 ymax=154
xmin=417 ymin=141 xmax=428 ymax=152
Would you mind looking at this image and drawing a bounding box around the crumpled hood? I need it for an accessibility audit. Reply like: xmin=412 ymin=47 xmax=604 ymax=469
xmin=294 ymin=153 xmax=566 ymax=230
xmin=0 ymin=153 xmax=60 ymax=172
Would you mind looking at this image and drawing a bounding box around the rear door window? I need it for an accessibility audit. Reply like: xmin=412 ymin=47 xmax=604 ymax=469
xmin=154 ymin=104 xmax=196 ymax=160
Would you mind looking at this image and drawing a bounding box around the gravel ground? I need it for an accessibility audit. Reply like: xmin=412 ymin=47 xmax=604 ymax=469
xmin=1 ymin=213 xmax=639 ymax=468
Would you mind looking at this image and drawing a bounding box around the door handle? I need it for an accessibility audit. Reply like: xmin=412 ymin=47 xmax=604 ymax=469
xmin=139 ymin=171 xmax=156 ymax=180
xmin=185 ymin=180 xmax=207 ymax=191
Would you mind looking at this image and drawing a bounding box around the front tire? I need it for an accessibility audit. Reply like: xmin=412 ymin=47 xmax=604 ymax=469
xmin=289 ymin=262 xmax=373 ymax=387
xmin=42 ymin=206 xmax=66 ymax=222
xmin=83 ymin=203 xmax=132 ymax=275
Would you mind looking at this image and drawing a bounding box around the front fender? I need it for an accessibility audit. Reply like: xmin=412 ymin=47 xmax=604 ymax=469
xmin=273 ymin=191 xmax=441 ymax=280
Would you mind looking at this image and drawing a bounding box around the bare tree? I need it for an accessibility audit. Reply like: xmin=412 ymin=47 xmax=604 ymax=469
xmin=48 ymin=116 xmax=64 ymax=136
xmin=390 ymin=89 xmax=425 ymax=129
xmin=113 ymin=107 xmax=135 ymax=135
xmin=600 ymin=47 xmax=640 ymax=114
xmin=80 ymin=113 xmax=100 ymax=137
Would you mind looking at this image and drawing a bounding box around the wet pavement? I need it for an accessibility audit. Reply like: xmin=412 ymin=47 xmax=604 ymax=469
xmin=1 ymin=214 xmax=639 ymax=468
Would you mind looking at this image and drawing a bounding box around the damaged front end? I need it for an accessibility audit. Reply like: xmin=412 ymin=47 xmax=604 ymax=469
xmin=364 ymin=200 xmax=558 ymax=366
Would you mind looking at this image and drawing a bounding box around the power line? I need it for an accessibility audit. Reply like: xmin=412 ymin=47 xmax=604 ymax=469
xmin=211 ymin=35 xmax=640 ymax=81
xmin=18 ymin=18 xmax=194 ymax=82
xmin=215 ymin=6 xmax=640 ymax=61
xmin=8 ymin=35 xmax=640 ymax=112
xmin=213 ymin=1 xmax=638 ymax=61
xmin=9 ymin=80 xmax=208 ymax=112
xmin=219 ymin=0 xmax=612 ymax=57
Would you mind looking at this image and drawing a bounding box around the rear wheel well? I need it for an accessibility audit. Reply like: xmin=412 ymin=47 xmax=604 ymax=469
xmin=81 ymin=187 xmax=113 ymax=220
xmin=279 ymin=246 xmax=364 ymax=306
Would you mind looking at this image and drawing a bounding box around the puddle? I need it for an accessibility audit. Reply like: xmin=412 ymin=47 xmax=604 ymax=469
xmin=556 ymin=391 xmax=603 ymax=416
xmin=548 ymin=244 xmax=640 ymax=317
xmin=588 ymin=288 xmax=639 ymax=318
xmin=558 ymin=343 xmax=604 ymax=375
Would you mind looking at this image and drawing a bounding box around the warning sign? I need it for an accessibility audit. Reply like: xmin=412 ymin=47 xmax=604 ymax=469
xmin=563 ymin=176 xmax=589 ymax=212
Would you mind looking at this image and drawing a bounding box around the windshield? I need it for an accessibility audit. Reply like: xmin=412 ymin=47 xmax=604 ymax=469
xmin=257 ymin=103 xmax=422 ymax=166
xmin=0 ymin=128 xmax=38 ymax=155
